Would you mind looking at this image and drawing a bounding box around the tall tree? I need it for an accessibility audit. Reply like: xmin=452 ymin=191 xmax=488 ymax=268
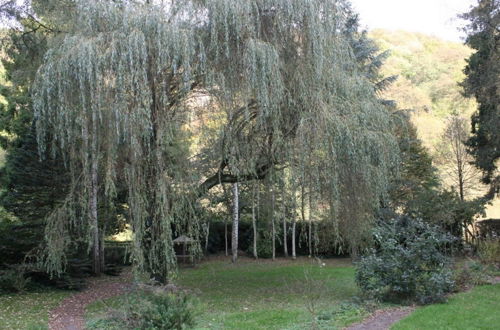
xmin=389 ymin=115 xmax=439 ymax=209
xmin=33 ymin=0 xmax=400 ymax=281
xmin=0 ymin=0 xmax=75 ymax=268
xmin=461 ymin=0 xmax=500 ymax=198
xmin=0 ymin=130 xmax=69 ymax=222
xmin=436 ymin=115 xmax=481 ymax=201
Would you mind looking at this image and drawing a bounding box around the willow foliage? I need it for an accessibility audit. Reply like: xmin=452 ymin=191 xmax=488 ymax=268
xmin=33 ymin=0 xmax=399 ymax=280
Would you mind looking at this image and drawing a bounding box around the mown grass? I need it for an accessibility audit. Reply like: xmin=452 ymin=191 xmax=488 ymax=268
xmin=86 ymin=256 xmax=369 ymax=329
xmin=0 ymin=289 xmax=70 ymax=330
xmin=176 ymin=256 xmax=365 ymax=329
xmin=392 ymin=284 xmax=500 ymax=330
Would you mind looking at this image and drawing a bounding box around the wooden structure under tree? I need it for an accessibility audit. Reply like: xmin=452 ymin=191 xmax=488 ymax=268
xmin=173 ymin=235 xmax=197 ymax=265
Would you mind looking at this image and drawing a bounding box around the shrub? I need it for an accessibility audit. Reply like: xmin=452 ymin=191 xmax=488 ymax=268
xmin=477 ymin=239 xmax=500 ymax=267
xmin=246 ymin=237 xmax=273 ymax=258
xmin=355 ymin=215 xmax=455 ymax=304
xmin=453 ymin=260 xmax=490 ymax=291
xmin=0 ymin=265 xmax=31 ymax=292
xmin=134 ymin=292 xmax=195 ymax=329
xmin=88 ymin=289 xmax=196 ymax=330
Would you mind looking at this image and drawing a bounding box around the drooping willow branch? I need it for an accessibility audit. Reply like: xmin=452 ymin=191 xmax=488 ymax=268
xmin=33 ymin=0 xmax=400 ymax=280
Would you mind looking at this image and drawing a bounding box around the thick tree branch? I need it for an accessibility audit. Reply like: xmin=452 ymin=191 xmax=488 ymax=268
xmin=198 ymin=161 xmax=271 ymax=197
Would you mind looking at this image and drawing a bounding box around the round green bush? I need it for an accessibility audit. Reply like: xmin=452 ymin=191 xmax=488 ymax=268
xmin=355 ymin=215 xmax=455 ymax=304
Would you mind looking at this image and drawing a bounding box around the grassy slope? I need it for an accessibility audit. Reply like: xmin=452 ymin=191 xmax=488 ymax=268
xmin=392 ymin=284 xmax=500 ymax=330
xmin=0 ymin=289 xmax=70 ymax=329
xmin=86 ymin=257 xmax=368 ymax=330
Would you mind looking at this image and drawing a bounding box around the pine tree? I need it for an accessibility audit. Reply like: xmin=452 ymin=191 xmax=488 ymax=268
xmin=461 ymin=0 xmax=500 ymax=198
xmin=1 ymin=130 xmax=69 ymax=222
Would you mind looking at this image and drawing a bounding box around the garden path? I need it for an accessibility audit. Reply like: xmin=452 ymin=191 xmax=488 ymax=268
xmin=345 ymin=306 xmax=416 ymax=330
xmin=48 ymin=271 xmax=132 ymax=330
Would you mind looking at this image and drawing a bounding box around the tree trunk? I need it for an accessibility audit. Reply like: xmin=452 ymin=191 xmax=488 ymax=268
xmin=90 ymin=113 xmax=101 ymax=275
xmin=458 ymin=165 xmax=465 ymax=202
xmin=99 ymin=221 xmax=107 ymax=272
xmin=292 ymin=190 xmax=297 ymax=260
xmin=252 ymin=184 xmax=258 ymax=259
xmin=205 ymin=221 xmax=210 ymax=254
xmin=282 ymin=183 xmax=288 ymax=257
xmin=225 ymin=218 xmax=228 ymax=257
xmin=300 ymin=183 xmax=307 ymax=256
xmin=231 ymin=182 xmax=239 ymax=263
xmin=308 ymin=185 xmax=312 ymax=258
xmin=283 ymin=211 xmax=288 ymax=258
xmin=272 ymin=186 xmax=276 ymax=261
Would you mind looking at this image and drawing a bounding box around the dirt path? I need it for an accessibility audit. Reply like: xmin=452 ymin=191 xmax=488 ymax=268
xmin=48 ymin=272 xmax=132 ymax=330
xmin=345 ymin=306 xmax=416 ymax=330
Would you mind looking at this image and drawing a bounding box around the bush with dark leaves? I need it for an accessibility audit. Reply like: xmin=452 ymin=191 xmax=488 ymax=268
xmin=356 ymin=215 xmax=455 ymax=304
xmin=88 ymin=289 xmax=196 ymax=330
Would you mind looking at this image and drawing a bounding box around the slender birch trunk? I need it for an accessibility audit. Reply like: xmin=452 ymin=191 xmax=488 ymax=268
xmin=308 ymin=184 xmax=312 ymax=258
xmin=90 ymin=111 xmax=101 ymax=275
xmin=281 ymin=180 xmax=288 ymax=257
xmin=283 ymin=216 xmax=288 ymax=257
xmin=231 ymin=182 xmax=239 ymax=263
xmin=292 ymin=190 xmax=297 ymax=260
xmin=225 ymin=218 xmax=228 ymax=256
xmin=271 ymin=186 xmax=276 ymax=261
xmin=252 ymin=184 xmax=258 ymax=259
xmin=300 ymin=183 xmax=307 ymax=258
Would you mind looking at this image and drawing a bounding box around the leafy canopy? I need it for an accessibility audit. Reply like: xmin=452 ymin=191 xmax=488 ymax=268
xmin=33 ymin=0 xmax=400 ymax=279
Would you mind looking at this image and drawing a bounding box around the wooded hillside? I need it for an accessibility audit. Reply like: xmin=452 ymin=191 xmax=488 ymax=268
xmin=371 ymin=29 xmax=499 ymax=217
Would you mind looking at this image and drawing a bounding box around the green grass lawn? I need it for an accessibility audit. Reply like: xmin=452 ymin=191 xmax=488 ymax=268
xmin=86 ymin=256 xmax=368 ymax=329
xmin=392 ymin=284 xmax=500 ymax=330
xmin=9 ymin=258 xmax=497 ymax=330
xmin=0 ymin=289 xmax=70 ymax=330
xmin=175 ymin=256 xmax=366 ymax=329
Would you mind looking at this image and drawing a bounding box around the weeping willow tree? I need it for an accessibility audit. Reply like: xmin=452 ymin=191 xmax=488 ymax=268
xmin=34 ymin=0 xmax=202 ymax=280
xmin=33 ymin=0 xmax=399 ymax=281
